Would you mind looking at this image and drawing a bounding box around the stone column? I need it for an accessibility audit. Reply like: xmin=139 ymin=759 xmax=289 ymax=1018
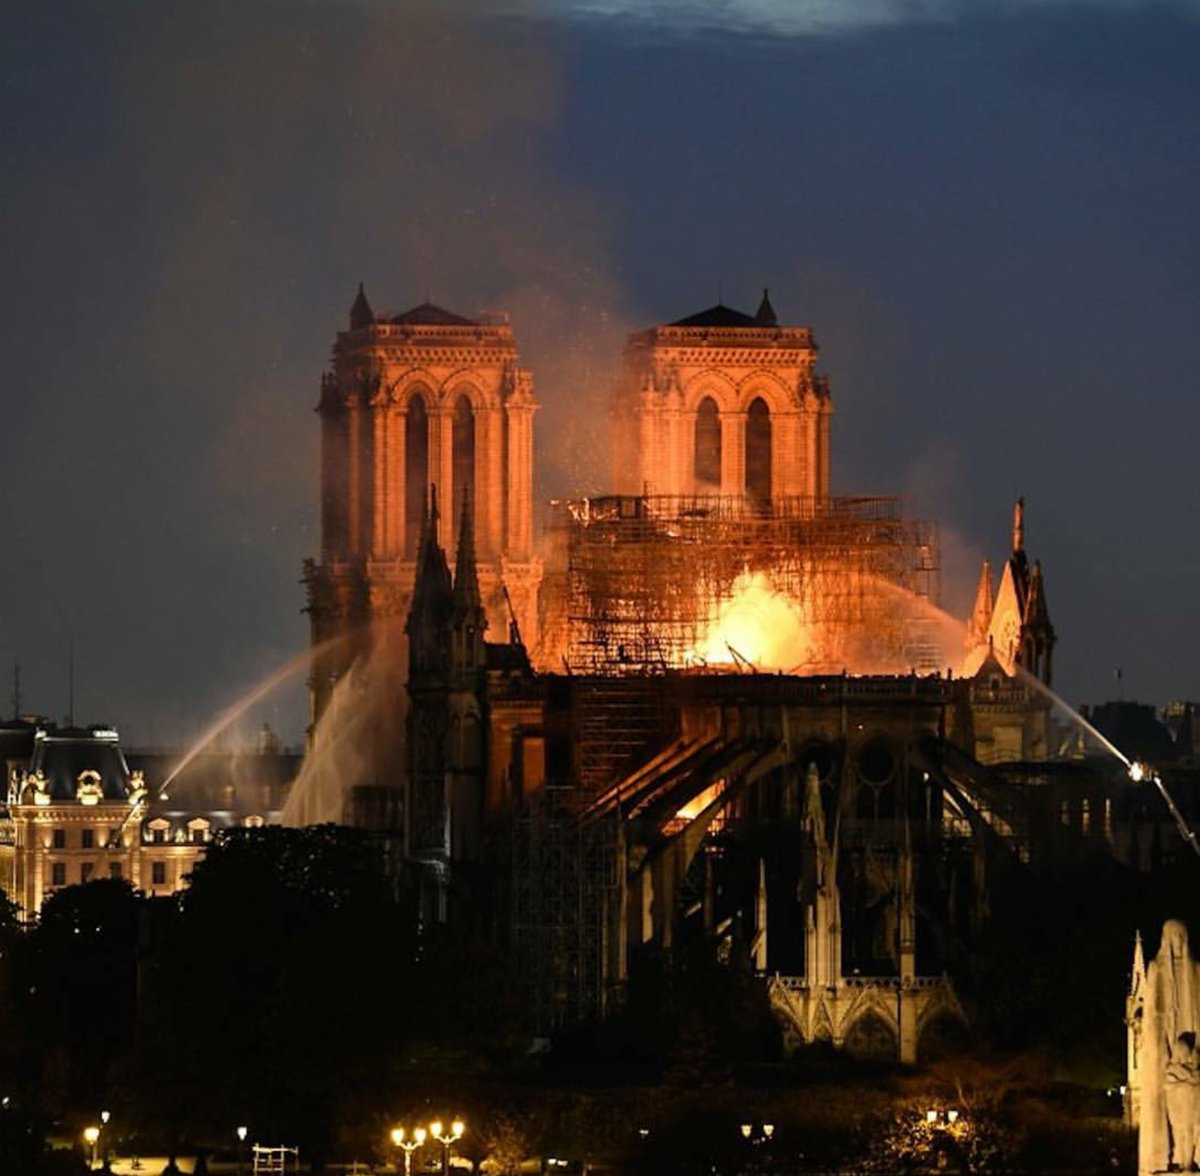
xmin=817 ymin=404 xmax=832 ymax=499
xmin=385 ymin=407 xmax=404 ymax=557
xmin=720 ymin=411 xmax=747 ymax=499
xmin=505 ymin=404 xmax=535 ymax=560
xmin=370 ymin=401 xmax=388 ymax=557
xmin=345 ymin=400 xmax=362 ymax=554
xmin=431 ymin=405 xmax=455 ymax=550
xmin=681 ymin=411 xmax=698 ymax=497
xmin=663 ymin=394 xmax=685 ymax=497
xmin=478 ymin=402 xmax=504 ymax=559
xmin=805 ymin=408 xmax=820 ymax=502
xmin=637 ymin=393 xmax=658 ymax=495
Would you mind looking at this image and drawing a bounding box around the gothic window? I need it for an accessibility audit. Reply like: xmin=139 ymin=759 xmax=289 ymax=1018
xmin=746 ymin=397 xmax=772 ymax=507
xmin=404 ymin=392 xmax=430 ymax=556
xmin=452 ymin=394 xmax=476 ymax=525
xmin=694 ymin=397 xmax=721 ymax=489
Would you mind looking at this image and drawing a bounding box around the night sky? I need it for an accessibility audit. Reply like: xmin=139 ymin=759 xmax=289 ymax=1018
xmin=2 ymin=0 xmax=1198 ymax=746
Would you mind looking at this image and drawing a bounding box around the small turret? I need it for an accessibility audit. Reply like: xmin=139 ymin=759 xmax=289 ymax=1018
xmin=349 ymin=282 xmax=374 ymax=330
xmin=755 ymin=287 xmax=778 ymax=327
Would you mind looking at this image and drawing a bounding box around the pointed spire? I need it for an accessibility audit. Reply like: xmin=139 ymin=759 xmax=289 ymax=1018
xmin=410 ymin=484 xmax=451 ymax=610
xmin=967 ymin=558 xmax=995 ymax=647
xmin=1024 ymin=559 xmax=1051 ymax=626
xmin=755 ymin=287 xmax=778 ymax=327
xmin=349 ymin=282 xmax=374 ymax=329
xmin=1012 ymin=495 xmax=1025 ymax=555
xmin=453 ymin=487 xmax=482 ymax=610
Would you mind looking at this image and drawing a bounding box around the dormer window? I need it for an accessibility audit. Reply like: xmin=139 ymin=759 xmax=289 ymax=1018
xmin=187 ymin=818 xmax=211 ymax=844
xmin=77 ymin=769 xmax=104 ymax=806
xmin=148 ymin=819 xmax=170 ymax=845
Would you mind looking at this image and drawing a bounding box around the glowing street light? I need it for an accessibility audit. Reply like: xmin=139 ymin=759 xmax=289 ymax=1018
xmin=83 ymin=1126 xmax=100 ymax=1170
xmin=391 ymin=1125 xmax=427 ymax=1176
xmin=237 ymin=1126 xmax=249 ymax=1176
xmin=429 ymin=1119 xmax=465 ymax=1176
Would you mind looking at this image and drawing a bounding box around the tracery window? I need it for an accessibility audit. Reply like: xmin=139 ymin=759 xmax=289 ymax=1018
xmin=404 ymin=393 xmax=430 ymax=555
xmin=694 ymin=397 xmax=721 ymax=489
xmin=746 ymin=397 xmax=771 ymax=507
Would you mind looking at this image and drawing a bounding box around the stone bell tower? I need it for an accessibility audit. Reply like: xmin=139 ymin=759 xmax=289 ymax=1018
xmin=610 ymin=290 xmax=833 ymax=506
xmin=304 ymin=287 xmax=541 ymax=739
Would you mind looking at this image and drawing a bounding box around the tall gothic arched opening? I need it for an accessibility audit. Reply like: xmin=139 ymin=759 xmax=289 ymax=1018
xmin=746 ymin=396 xmax=772 ymax=507
xmin=452 ymin=394 xmax=476 ymax=527
xmin=694 ymin=396 xmax=721 ymax=490
xmin=404 ymin=393 xmax=429 ymax=555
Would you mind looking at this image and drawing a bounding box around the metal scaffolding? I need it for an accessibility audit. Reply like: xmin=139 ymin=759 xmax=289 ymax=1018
xmin=510 ymin=783 xmax=619 ymax=1031
xmin=546 ymin=494 xmax=940 ymax=676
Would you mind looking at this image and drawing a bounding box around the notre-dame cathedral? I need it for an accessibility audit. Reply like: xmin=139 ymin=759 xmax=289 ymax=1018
xmin=302 ymin=286 xmax=1161 ymax=1060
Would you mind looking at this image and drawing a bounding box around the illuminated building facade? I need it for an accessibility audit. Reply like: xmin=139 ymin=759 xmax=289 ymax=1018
xmin=320 ymin=288 xmax=1068 ymax=1059
xmin=0 ymin=722 xmax=298 ymax=915
xmin=609 ymin=292 xmax=831 ymax=502
xmin=305 ymin=290 xmax=542 ymax=745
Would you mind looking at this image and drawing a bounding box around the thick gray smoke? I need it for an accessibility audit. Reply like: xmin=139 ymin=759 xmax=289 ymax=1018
xmin=0 ymin=0 xmax=633 ymax=744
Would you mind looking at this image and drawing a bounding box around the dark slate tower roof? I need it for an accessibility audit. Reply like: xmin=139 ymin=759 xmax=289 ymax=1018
xmin=29 ymin=726 xmax=131 ymax=801
xmin=671 ymin=290 xmax=782 ymax=328
xmin=671 ymin=303 xmax=762 ymax=328
xmin=388 ymin=302 xmax=477 ymax=327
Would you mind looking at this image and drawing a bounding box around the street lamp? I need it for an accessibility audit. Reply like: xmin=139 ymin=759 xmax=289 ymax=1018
xmin=84 ymin=1126 xmax=100 ymax=1170
xmin=429 ymin=1119 xmax=465 ymax=1176
xmin=391 ymin=1126 xmax=427 ymax=1176
xmin=237 ymin=1126 xmax=248 ymax=1176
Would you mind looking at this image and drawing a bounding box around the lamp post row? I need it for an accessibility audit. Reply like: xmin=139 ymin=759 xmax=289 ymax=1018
xmin=393 ymin=1118 xmax=465 ymax=1176
xmin=80 ymin=1114 xmax=462 ymax=1173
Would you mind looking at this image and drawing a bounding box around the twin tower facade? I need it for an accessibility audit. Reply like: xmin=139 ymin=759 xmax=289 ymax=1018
xmin=305 ymin=287 xmax=835 ymax=732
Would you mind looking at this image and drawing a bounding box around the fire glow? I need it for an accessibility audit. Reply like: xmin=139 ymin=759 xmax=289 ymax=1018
xmin=685 ymin=571 xmax=814 ymax=671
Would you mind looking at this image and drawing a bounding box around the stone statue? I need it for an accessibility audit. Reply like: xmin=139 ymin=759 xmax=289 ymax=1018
xmin=1132 ymin=920 xmax=1200 ymax=1173
xmin=1165 ymin=1033 xmax=1200 ymax=1171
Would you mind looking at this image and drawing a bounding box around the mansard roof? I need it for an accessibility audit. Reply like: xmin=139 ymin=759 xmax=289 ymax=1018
xmin=388 ymin=301 xmax=477 ymax=327
xmin=29 ymin=725 xmax=131 ymax=801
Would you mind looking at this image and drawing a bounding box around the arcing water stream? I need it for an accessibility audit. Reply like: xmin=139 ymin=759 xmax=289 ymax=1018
xmin=1015 ymin=666 xmax=1200 ymax=858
